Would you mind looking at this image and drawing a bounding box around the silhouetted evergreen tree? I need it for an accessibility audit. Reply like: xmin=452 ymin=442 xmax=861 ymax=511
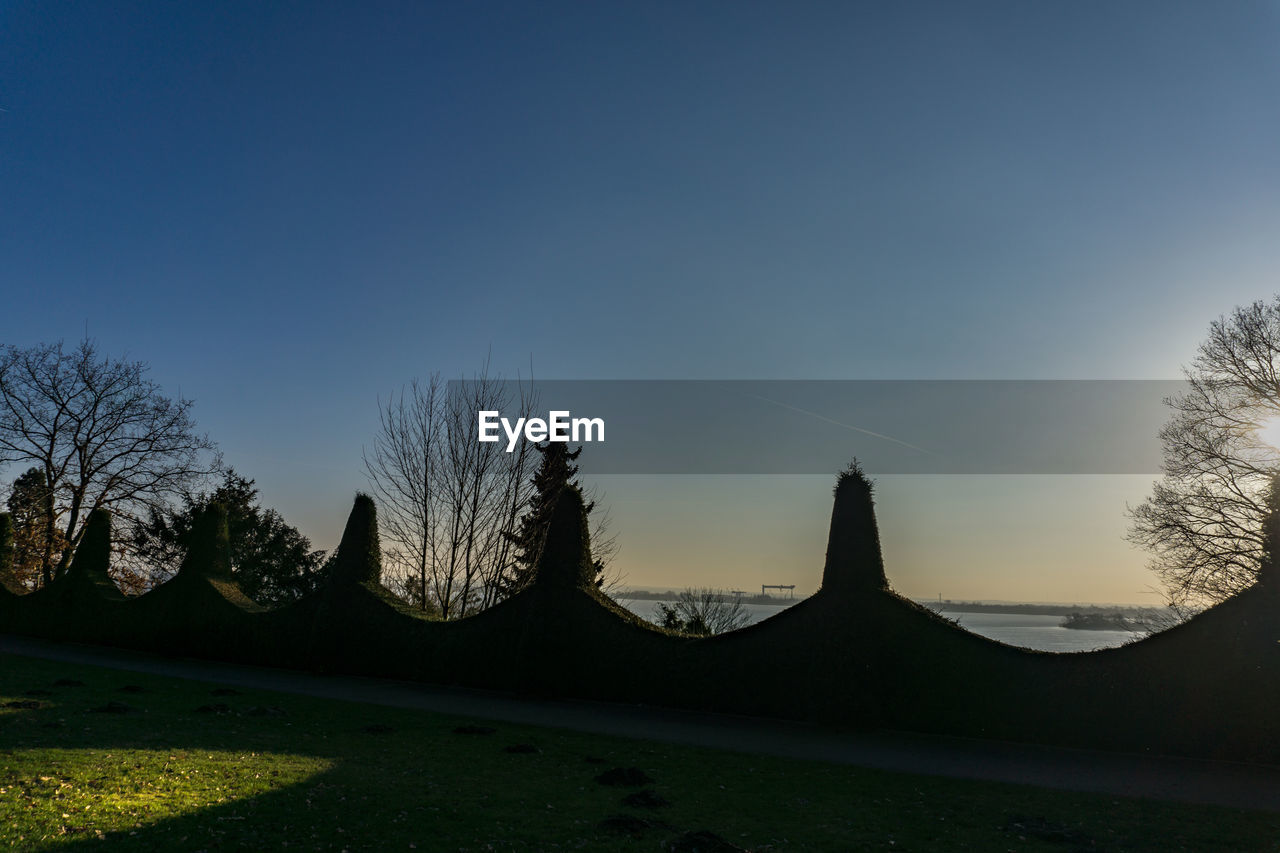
xmin=500 ymin=443 xmax=603 ymax=596
xmin=130 ymin=470 xmax=327 ymax=604
xmin=7 ymin=466 xmax=66 ymax=589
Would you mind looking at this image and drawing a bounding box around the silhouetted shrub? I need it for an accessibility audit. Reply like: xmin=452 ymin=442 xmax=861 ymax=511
xmin=653 ymin=589 xmax=749 ymax=635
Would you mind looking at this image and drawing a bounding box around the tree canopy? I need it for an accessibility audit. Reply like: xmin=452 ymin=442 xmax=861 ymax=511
xmin=129 ymin=470 xmax=327 ymax=604
xmin=4 ymin=467 xmax=66 ymax=590
xmin=0 ymin=338 xmax=219 ymax=584
xmin=1129 ymin=298 xmax=1280 ymax=609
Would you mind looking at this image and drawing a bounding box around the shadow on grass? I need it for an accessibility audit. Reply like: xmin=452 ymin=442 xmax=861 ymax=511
xmin=0 ymin=655 xmax=712 ymax=851
xmin=6 ymin=653 xmax=1280 ymax=853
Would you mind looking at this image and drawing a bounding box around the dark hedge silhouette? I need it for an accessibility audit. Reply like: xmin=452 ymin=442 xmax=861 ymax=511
xmin=108 ymin=501 xmax=266 ymax=659
xmin=4 ymin=463 xmax=1280 ymax=763
xmin=298 ymin=493 xmax=442 ymax=674
xmin=0 ymin=507 xmax=128 ymax=643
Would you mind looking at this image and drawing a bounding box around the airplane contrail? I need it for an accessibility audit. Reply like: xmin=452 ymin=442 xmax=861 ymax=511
xmin=737 ymin=390 xmax=935 ymax=456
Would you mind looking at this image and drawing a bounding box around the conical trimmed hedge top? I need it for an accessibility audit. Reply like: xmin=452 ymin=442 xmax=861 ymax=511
xmin=534 ymin=485 xmax=595 ymax=590
xmin=179 ymin=502 xmax=233 ymax=578
xmin=820 ymin=461 xmax=888 ymax=597
xmin=330 ymin=493 xmax=383 ymax=586
xmin=65 ymin=508 xmax=113 ymax=583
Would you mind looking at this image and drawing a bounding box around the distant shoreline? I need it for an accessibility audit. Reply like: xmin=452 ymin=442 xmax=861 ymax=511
xmin=616 ymin=591 xmax=1163 ymax=618
xmin=922 ymin=600 xmax=1163 ymax=618
xmin=618 ymin=590 xmax=800 ymax=606
xmin=923 ymin=601 xmax=1170 ymax=633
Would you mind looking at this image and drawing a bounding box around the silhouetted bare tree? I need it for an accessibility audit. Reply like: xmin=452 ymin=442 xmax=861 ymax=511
xmin=364 ymin=365 xmax=539 ymax=618
xmin=366 ymin=366 xmax=621 ymax=616
xmin=1129 ymin=299 xmax=1280 ymax=610
xmin=0 ymin=338 xmax=220 ymax=586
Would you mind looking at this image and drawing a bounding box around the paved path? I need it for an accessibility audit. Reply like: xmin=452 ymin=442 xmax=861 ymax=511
xmin=4 ymin=634 xmax=1280 ymax=813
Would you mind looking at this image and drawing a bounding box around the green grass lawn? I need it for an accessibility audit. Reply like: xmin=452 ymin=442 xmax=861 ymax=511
xmin=1 ymin=653 xmax=1277 ymax=852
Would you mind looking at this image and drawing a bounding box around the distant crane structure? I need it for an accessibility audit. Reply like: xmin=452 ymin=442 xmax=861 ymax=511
xmin=761 ymin=584 xmax=796 ymax=599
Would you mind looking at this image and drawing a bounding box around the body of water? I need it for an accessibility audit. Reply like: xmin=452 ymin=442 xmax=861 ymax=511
xmin=943 ymin=611 xmax=1143 ymax=652
xmin=617 ymin=599 xmax=1144 ymax=653
xmin=620 ymin=599 xmax=799 ymax=628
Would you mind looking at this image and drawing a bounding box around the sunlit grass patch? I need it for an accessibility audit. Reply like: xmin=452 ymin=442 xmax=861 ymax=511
xmin=0 ymin=747 xmax=329 ymax=847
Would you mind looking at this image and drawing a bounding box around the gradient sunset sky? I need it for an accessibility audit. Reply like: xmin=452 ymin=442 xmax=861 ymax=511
xmin=3 ymin=2 xmax=1279 ymax=602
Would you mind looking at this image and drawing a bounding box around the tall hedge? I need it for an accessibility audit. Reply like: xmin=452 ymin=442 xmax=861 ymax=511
xmin=330 ymin=493 xmax=382 ymax=586
xmin=4 ymin=475 xmax=1280 ymax=763
xmin=820 ymin=461 xmax=888 ymax=597
xmin=534 ymin=485 xmax=595 ymax=590
xmin=179 ymin=503 xmax=233 ymax=578
xmin=65 ymin=508 xmax=113 ymax=583
xmin=42 ymin=506 xmax=125 ymax=605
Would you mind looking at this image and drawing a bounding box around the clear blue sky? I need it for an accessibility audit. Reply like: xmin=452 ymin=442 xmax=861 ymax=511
xmin=3 ymin=2 xmax=1279 ymax=600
